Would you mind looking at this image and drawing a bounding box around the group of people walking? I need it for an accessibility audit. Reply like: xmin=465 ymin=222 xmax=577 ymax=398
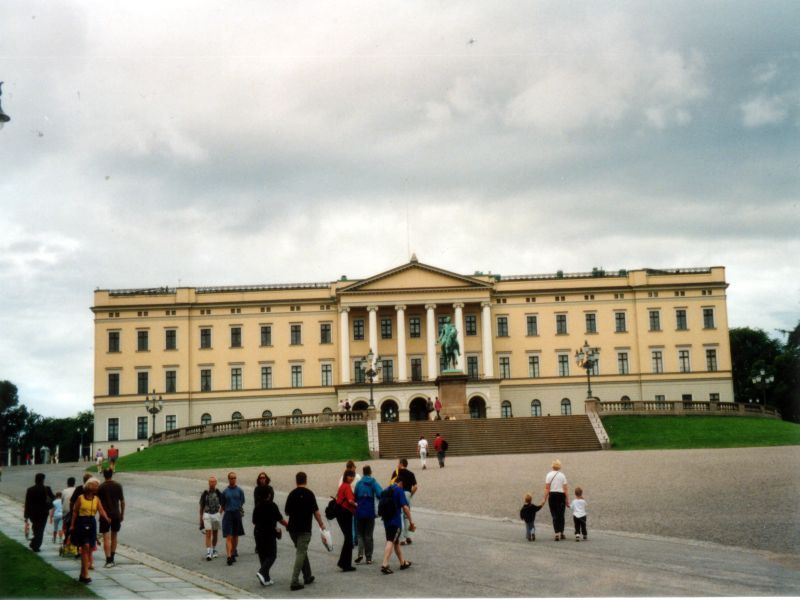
xmin=23 ymin=468 xmax=125 ymax=584
xmin=520 ymin=459 xmax=588 ymax=543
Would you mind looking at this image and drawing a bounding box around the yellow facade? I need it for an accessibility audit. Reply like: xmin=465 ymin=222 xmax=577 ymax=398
xmin=92 ymin=259 xmax=733 ymax=455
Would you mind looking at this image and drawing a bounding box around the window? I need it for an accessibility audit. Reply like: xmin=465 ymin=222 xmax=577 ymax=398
xmin=137 ymin=330 xmax=149 ymax=351
xmin=528 ymin=355 xmax=540 ymax=378
xmin=651 ymin=351 xmax=664 ymax=374
xmin=558 ymin=354 xmax=570 ymax=377
xmin=382 ymin=359 xmax=393 ymax=383
xmin=261 ymin=366 xmax=272 ymax=389
xmin=137 ymin=371 xmax=149 ymax=395
xmin=322 ymin=407 xmax=332 ymax=414
xmin=411 ymin=358 xmax=423 ymax=382
xmin=706 ymin=349 xmax=718 ymax=372
xmin=649 ymin=310 xmax=661 ymax=331
xmin=200 ymin=328 xmax=211 ymax=349
xmin=230 ymin=327 xmax=242 ymax=348
xmin=499 ymin=356 xmax=511 ymax=379
xmin=200 ymin=369 xmax=211 ymax=392
xmin=467 ymin=356 xmax=479 ymax=380
xmin=108 ymin=373 xmax=120 ymax=396
xmin=353 ymin=319 xmax=364 ymax=341
xmin=556 ymin=314 xmax=568 ymax=335
xmin=108 ymin=331 xmax=120 ymax=352
xmin=321 ymin=363 xmax=333 ymax=386
xmin=255 ymin=326 xmax=269 ymax=348
xmin=655 ymin=394 xmax=667 ymax=409
xmin=676 ymin=309 xmax=688 ymax=330
xmin=108 ymin=418 xmax=119 ymax=441
xmin=291 ymin=365 xmax=303 ymax=388
xmin=201 ymin=413 xmax=212 ymax=426
xmin=703 ymin=308 xmax=715 ymax=329
xmin=679 ymin=349 xmax=691 ymax=373
xmin=354 ymin=360 xmax=365 ymax=384
xmin=291 ymin=408 xmax=303 ymax=424
xmin=231 ymin=412 xmax=243 ymax=422
xmin=526 ymin=315 xmax=538 ymax=336
xmin=166 ymin=415 xmax=176 ymax=431
xmin=381 ymin=318 xmax=392 ymax=339
xmin=290 ymin=324 xmax=302 ymax=345
xmin=615 ymin=312 xmax=627 ymax=333
xmin=709 ymin=393 xmax=720 ymax=402
xmin=409 ymin=317 xmax=421 ymax=338
xmin=682 ymin=394 xmax=693 ymax=407
xmin=165 ymin=329 xmax=177 ymax=350
xmin=497 ymin=316 xmax=509 ymax=337
xmin=137 ymin=416 xmax=148 ymax=439
xmin=617 ymin=352 xmax=629 ymax=375
xmin=585 ymin=313 xmax=597 ymax=334
xmin=465 ymin=315 xmax=477 ymax=336
xmin=501 ymin=400 xmax=513 ymax=418
xmin=262 ymin=410 xmax=273 ymax=418
xmin=561 ymin=398 xmax=572 ymax=415
xmin=231 ymin=367 xmax=242 ymax=390
xmin=320 ymin=323 xmax=332 ymax=344
xmin=165 ymin=370 xmax=176 ymax=393
xmin=531 ymin=399 xmax=542 ymax=417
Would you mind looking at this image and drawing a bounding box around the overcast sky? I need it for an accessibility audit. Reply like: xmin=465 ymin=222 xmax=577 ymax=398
xmin=1 ymin=1 xmax=798 ymax=417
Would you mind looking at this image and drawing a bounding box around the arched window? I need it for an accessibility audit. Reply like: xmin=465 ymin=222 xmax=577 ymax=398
xmin=560 ymin=398 xmax=572 ymax=416
xmin=322 ymin=407 xmax=333 ymax=414
xmin=262 ymin=410 xmax=272 ymax=418
xmin=231 ymin=411 xmax=243 ymax=421
xmin=530 ymin=399 xmax=541 ymax=417
xmin=200 ymin=413 xmax=212 ymax=426
xmin=501 ymin=400 xmax=513 ymax=418
xmin=621 ymin=395 xmax=633 ymax=409
xmin=291 ymin=408 xmax=303 ymax=424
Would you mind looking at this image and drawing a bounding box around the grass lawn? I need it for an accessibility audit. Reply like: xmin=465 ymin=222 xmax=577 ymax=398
xmin=0 ymin=531 xmax=97 ymax=598
xmin=602 ymin=415 xmax=800 ymax=450
xmin=116 ymin=425 xmax=370 ymax=472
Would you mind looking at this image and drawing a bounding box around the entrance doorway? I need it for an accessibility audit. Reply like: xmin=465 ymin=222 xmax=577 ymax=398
xmin=469 ymin=396 xmax=487 ymax=418
xmin=409 ymin=397 xmax=429 ymax=421
xmin=352 ymin=400 xmax=369 ymax=411
xmin=381 ymin=400 xmax=399 ymax=422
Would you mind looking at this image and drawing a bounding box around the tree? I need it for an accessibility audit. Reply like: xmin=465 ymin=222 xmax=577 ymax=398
xmin=729 ymin=328 xmax=781 ymax=403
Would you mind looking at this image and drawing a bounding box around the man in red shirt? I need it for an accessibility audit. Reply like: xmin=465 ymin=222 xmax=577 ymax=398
xmin=433 ymin=433 xmax=447 ymax=468
xmin=107 ymin=445 xmax=120 ymax=473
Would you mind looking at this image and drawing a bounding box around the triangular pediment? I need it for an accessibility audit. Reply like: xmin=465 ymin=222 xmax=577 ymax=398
xmin=340 ymin=261 xmax=493 ymax=294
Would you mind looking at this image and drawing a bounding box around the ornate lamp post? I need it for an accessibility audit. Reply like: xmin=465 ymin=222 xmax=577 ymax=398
xmin=77 ymin=426 xmax=87 ymax=462
xmin=144 ymin=389 xmax=164 ymax=442
xmin=360 ymin=349 xmax=382 ymax=408
xmin=575 ymin=340 xmax=600 ymax=399
xmin=751 ymin=369 xmax=774 ymax=405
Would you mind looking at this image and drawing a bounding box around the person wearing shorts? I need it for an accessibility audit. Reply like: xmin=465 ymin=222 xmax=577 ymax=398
xmin=221 ymin=472 xmax=245 ymax=565
xmin=199 ymin=476 xmax=223 ymax=561
xmin=107 ymin=445 xmax=119 ymax=473
xmin=97 ymin=469 xmax=124 ymax=567
xmin=379 ymin=478 xmax=415 ymax=574
xmin=95 ymin=448 xmax=104 ymax=472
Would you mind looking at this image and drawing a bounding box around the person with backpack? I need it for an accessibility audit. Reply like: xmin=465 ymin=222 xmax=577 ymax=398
xmin=334 ymin=469 xmax=358 ymax=572
xmin=434 ymin=433 xmax=448 ymax=468
xmin=199 ymin=475 xmax=223 ymax=561
xmin=378 ymin=477 xmax=415 ymax=574
xmin=388 ymin=459 xmax=418 ymax=546
xmin=353 ymin=465 xmax=382 ymax=565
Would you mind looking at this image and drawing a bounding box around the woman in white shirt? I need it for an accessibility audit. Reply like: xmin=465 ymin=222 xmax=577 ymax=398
xmin=543 ymin=459 xmax=570 ymax=541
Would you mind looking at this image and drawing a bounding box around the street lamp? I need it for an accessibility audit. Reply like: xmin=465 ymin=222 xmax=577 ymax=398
xmin=77 ymin=427 xmax=87 ymax=462
xmin=575 ymin=340 xmax=600 ymax=399
xmin=360 ymin=349 xmax=383 ymax=408
xmin=144 ymin=389 xmax=164 ymax=442
xmin=751 ymin=369 xmax=774 ymax=405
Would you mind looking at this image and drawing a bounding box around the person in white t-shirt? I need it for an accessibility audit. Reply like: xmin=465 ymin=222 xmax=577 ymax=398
xmin=543 ymin=459 xmax=570 ymax=541
xmin=417 ymin=436 xmax=429 ymax=470
xmin=571 ymin=487 xmax=587 ymax=541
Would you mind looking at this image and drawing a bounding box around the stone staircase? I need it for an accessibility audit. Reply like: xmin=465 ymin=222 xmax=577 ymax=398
xmin=377 ymin=415 xmax=602 ymax=459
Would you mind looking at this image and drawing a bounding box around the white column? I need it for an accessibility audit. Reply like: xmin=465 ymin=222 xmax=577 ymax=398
xmin=339 ymin=307 xmax=351 ymax=384
xmin=425 ymin=304 xmax=437 ymax=380
xmin=368 ymin=305 xmax=379 ymax=355
xmin=454 ymin=303 xmax=465 ymax=372
xmin=396 ymin=305 xmax=407 ymax=382
xmin=481 ymin=301 xmax=494 ymax=378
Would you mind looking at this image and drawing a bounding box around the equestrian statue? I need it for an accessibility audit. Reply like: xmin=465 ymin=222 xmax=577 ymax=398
xmin=437 ymin=316 xmax=461 ymax=371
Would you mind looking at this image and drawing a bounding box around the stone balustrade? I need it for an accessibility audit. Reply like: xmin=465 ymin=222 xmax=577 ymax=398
xmin=585 ymin=399 xmax=780 ymax=419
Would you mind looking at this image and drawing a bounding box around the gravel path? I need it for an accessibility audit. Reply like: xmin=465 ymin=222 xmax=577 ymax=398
xmin=168 ymin=445 xmax=800 ymax=556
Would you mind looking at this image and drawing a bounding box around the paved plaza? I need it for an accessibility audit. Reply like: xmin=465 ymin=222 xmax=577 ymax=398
xmin=1 ymin=446 xmax=798 ymax=597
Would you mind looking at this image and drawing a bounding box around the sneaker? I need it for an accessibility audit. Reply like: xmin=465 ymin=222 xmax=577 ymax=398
xmin=305 ymin=576 xmax=315 ymax=585
xmin=257 ymin=572 xmax=267 ymax=586
xmin=206 ymin=553 xmax=212 ymax=561
xmin=104 ymin=561 xmax=115 ymax=568
xmin=290 ymin=583 xmax=304 ymax=591
xmin=354 ymin=556 xmax=363 ymax=564
xmin=264 ymin=579 xmax=274 ymax=587
xmin=531 ymin=534 xmax=536 ymax=541
xmin=212 ymin=549 xmax=219 ymax=558
xmin=575 ymin=535 xmax=580 ymax=542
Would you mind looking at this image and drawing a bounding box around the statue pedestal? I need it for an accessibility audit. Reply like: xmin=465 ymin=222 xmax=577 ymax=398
xmin=435 ymin=371 xmax=470 ymax=420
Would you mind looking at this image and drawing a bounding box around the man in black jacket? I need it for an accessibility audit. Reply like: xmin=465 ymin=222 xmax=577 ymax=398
xmin=24 ymin=473 xmax=55 ymax=552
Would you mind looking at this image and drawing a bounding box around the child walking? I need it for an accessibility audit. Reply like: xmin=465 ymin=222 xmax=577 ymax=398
xmin=572 ymin=487 xmax=587 ymax=541
xmin=519 ymin=494 xmax=544 ymax=541
xmin=50 ymin=492 xmax=64 ymax=544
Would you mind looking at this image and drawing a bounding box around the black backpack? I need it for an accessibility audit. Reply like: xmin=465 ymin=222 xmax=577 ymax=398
xmin=324 ymin=497 xmax=337 ymax=520
xmin=377 ymin=487 xmax=397 ymax=521
xmin=442 ymin=439 xmax=449 ymax=451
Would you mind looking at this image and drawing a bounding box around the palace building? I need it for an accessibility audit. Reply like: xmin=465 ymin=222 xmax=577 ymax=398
xmin=92 ymin=258 xmax=733 ymax=455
